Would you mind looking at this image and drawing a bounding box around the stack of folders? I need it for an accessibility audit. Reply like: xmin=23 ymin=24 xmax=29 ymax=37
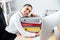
xmin=20 ymin=17 xmax=42 ymax=33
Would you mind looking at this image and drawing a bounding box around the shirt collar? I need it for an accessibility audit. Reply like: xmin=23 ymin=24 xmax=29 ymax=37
xmin=18 ymin=11 xmax=23 ymax=17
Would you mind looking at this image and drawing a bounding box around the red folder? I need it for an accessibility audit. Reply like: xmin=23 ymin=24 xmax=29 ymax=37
xmin=21 ymin=22 xmax=42 ymax=27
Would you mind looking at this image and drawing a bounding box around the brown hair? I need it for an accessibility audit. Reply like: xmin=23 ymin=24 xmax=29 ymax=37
xmin=23 ymin=4 xmax=32 ymax=9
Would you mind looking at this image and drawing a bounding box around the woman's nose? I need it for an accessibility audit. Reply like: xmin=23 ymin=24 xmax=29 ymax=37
xmin=26 ymin=11 xmax=29 ymax=13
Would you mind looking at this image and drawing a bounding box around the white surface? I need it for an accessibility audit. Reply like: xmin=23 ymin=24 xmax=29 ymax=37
xmin=40 ymin=11 xmax=60 ymax=40
xmin=33 ymin=36 xmax=40 ymax=40
xmin=54 ymin=26 xmax=60 ymax=40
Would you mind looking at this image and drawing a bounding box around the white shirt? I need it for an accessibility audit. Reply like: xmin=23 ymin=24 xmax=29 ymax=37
xmin=5 ymin=11 xmax=36 ymax=36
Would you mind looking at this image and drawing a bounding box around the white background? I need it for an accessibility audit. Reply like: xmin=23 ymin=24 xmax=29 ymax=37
xmin=14 ymin=0 xmax=60 ymax=17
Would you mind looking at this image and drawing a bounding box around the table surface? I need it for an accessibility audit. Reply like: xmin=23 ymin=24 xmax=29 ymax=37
xmin=15 ymin=25 xmax=60 ymax=40
xmin=15 ymin=33 xmax=56 ymax=40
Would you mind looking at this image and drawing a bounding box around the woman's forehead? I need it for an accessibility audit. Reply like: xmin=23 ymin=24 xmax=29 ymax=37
xmin=23 ymin=6 xmax=32 ymax=9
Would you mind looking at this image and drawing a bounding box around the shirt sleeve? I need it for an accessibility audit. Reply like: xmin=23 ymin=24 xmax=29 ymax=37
xmin=13 ymin=14 xmax=24 ymax=34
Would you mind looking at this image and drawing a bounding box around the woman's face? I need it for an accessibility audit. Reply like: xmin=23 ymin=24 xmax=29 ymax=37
xmin=21 ymin=6 xmax=32 ymax=16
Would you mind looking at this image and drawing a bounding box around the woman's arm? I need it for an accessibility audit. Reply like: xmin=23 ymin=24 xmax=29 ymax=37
xmin=13 ymin=15 xmax=36 ymax=37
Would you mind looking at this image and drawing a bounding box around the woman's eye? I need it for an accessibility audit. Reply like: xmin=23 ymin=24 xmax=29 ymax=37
xmin=26 ymin=8 xmax=29 ymax=10
xmin=29 ymin=11 xmax=31 ymax=13
xmin=26 ymin=8 xmax=31 ymax=13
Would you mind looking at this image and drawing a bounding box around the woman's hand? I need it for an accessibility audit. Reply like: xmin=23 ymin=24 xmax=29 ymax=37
xmin=35 ymin=32 xmax=40 ymax=37
xmin=30 ymin=14 xmax=38 ymax=17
